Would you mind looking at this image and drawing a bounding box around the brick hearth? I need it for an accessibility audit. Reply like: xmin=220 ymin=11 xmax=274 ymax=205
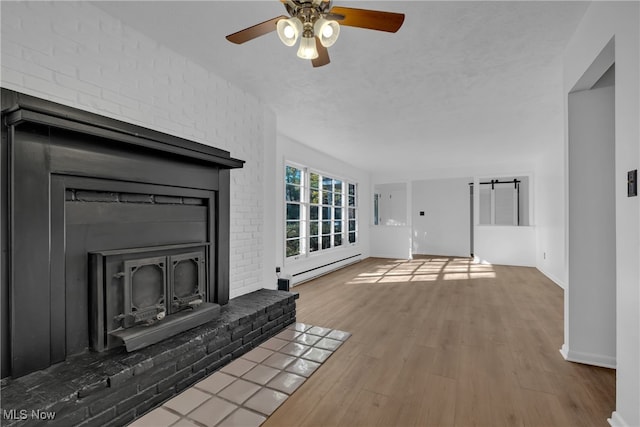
xmin=0 ymin=290 xmax=297 ymax=427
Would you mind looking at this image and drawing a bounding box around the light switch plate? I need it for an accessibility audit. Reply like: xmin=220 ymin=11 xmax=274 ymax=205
xmin=628 ymin=169 xmax=637 ymax=197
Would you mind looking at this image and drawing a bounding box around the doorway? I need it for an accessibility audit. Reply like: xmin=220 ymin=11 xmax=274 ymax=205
xmin=564 ymin=39 xmax=616 ymax=368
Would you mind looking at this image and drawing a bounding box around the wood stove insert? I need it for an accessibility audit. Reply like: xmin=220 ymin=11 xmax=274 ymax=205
xmin=90 ymin=242 xmax=217 ymax=352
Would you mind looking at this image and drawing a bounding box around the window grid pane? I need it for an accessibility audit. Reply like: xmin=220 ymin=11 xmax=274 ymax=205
xmin=310 ymin=190 xmax=320 ymax=204
xmin=310 ymin=173 xmax=320 ymax=189
xmin=322 ymin=221 xmax=331 ymax=235
xmin=286 ymin=184 xmax=301 ymax=202
xmin=323 ymin=177 xmax=332 ymax=192
xmin=286 ymin=239 xmax=300 ymax=257
xmin=286 ymin=166 xmax=301 ymax=185
xmin=322 ymin=191 xmax=332 ymax=205
xmin=310 ymin=221 xmax=319 ymax=236
xmin=286 ymin=221 xmax=301 ymax=238
xmin=310 ymin=237 xmax=319 ymax=252
xmin=310 ymin=205 xmax=319 ymax=220
xmin=286 ymin=203 xmax=301 ymax=220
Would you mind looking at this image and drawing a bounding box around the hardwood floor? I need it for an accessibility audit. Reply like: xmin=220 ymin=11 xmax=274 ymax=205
xmin=263 ymin=256 xmax=615 ymax=427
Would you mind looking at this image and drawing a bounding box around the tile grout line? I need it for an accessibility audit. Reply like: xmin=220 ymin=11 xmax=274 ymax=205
xmin=213 ymin=324 xmax=345 ymax=426
xmin=137 ymin=323 xmax=351 ymax=427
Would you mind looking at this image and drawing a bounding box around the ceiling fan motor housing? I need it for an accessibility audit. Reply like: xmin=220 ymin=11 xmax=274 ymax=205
xmin=285 ymin=0 xmax=333 ymax=19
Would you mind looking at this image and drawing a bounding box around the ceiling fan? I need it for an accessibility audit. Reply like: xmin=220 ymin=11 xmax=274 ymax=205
xmin=226 ymin=0 xmax=405 ymax=67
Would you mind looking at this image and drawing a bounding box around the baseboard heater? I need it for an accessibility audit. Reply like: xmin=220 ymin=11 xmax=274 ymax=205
xmin=292 ymin=254 xmax=362 ymax=284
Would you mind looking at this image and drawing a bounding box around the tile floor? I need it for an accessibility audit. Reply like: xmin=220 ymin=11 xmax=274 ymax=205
xmin=129 ymin=323 xmax=351 ymax=427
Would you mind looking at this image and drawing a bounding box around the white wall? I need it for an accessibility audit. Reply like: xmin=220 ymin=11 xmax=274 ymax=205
xmin=412 ymin=177 xmax=471 ymax=258
xmin=262 ymin=109 xmax=278 ymax=294
xmin=563 ymin=2 xmax=640 ymax=426
xmin=371 ymin=168 xmax=540 ymax=264
xmin=474 ymin=226 xmax=536 ymax=267
xmin=276 ymin=133 xmax=370 ymax=285
xmin=375 ymin=182 xmax=408 ymax=226
xmin=370 ymin=180 xmax=413 ymax=259
xmin=0 ymin=1 xmax=274 ymax=298
xmin=535 ymin=145 xmax=567 ymax=288
xmin=369 ymin=226 xmax=412 ymax=259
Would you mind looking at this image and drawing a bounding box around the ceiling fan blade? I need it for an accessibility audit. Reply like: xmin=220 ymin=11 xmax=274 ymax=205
xmin=226 ymin=15 xmax=289 ymax=44
xmin=312 ymin=37 xmax=330 ymax=67
xmin=324 ymin=12 xmax=346 ymax=21
xmin=328 ymin=6 xmax=405 ymax=33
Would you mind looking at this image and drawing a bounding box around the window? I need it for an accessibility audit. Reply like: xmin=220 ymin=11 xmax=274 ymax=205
xmin=477 ymin=177 xmax=529 ymax=226
xmin=372 ymin=182 xmax=408 ymax=226
xmin=285 ymin=164 xmax=357 ymax=259
xmin=348 ymin=183 xmax=357 ymax=243
xmin=285 ymin=165 xmax=304 ymax=257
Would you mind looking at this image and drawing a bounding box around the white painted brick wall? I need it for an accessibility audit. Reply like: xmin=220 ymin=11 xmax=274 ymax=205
xmin=1 ymin=1 xmax=268 ymax=298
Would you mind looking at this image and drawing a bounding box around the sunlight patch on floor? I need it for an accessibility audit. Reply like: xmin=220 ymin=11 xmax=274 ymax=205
xmin=410 ymin=274 xmax=440 ymax=282
xmin=346 ymin=257 xmax=495 ymax=284
xmin=379 ymin=275 xmax=414 ymax=283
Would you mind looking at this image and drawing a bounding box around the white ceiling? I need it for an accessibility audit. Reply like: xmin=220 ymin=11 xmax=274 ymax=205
xmin=95 ymin=1 xmax=589 ymax=177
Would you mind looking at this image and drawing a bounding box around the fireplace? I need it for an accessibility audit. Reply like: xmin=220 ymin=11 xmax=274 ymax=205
xmin=0 ymin=89 xmax=244 ymax=379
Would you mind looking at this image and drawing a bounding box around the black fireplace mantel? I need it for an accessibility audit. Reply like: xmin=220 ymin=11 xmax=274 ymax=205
xmin=1 ymin=89 xmax=244 ymax=169
xmin=0 ymin=89 xmax=245 ymax=379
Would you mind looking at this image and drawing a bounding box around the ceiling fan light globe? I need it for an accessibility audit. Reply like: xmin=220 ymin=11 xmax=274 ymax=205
xmin=297 ymin=36 xmax=319 ymax=59
xmin=314 ymin=18 xmax=340 ymax=48
xmin=284 ymin=26 xmax=295 ymax=39
xmin=277 ymin=18 xmax=302 ymax=47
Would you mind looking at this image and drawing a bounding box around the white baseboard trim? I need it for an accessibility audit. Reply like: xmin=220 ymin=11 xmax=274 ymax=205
xmin=608 ymin=411 xmax=630 ymax=427
xmin=291 ymin=256 xmax=362 ymax=286
xmin=559 ymin=344 xmax=569 ymax=360
xmin=536 ymin=267 xmax=566 ymax=289
xmin=559 ymin=345 xmax=616 ymax=369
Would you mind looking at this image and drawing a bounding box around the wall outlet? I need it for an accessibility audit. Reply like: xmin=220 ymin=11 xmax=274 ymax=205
xmin=275 ymin=266 xmax=281 ymax=273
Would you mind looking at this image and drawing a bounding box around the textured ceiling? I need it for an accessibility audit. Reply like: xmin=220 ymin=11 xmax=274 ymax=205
xmin=95 ymin=1 xmax=589 ymax=177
